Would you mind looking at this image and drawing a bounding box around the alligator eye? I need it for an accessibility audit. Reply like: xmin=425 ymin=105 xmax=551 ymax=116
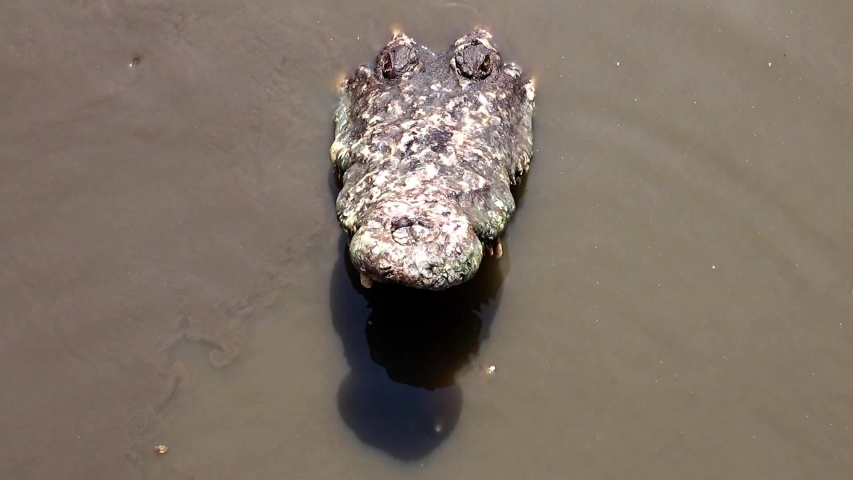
xmin=479 ymin=55 xmax=492 ymax=74
xmin=454 ymin=44 xmax=498 ymax=80
xmin=381 ymin=52 xmax=394 ymax=78
xmin=378 ymin=45 xmax=419 ymax=79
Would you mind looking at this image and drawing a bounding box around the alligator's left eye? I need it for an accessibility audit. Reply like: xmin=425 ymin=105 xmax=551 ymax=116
xmin=479 ymin=55 xmax=492 ymax=74
xmin=454 ymin=42 xmax=498 ymax=80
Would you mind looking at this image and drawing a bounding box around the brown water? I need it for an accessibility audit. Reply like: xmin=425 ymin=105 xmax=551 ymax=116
xmin=1 ymin=1 xmax=851 ymax=478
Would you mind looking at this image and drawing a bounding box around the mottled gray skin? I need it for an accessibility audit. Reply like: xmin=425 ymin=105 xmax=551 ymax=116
xmin=330 ymin=29 xmax=535 ymax=290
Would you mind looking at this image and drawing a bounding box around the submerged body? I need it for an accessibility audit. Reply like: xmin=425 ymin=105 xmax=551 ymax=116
xmin=330 ymin=29 xmax=535 ymax=290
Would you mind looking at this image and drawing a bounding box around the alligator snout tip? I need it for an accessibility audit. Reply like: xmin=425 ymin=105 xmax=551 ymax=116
xmin=348 ymin=202 xmax=484 ymax=290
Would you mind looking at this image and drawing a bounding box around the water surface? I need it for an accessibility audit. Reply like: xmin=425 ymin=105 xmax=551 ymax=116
xmin=1 ymin=0 xmax=851 ymax=478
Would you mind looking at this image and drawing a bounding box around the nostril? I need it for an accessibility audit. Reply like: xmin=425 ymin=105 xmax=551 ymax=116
xmin=390 ymin=217 xmax=437 ymax=245
xmin=391 ymin=217 xmax=416 ymax=230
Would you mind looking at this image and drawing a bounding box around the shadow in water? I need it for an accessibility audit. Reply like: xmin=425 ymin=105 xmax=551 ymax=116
xmin=329 ymin=234 xmax=507 ymax=461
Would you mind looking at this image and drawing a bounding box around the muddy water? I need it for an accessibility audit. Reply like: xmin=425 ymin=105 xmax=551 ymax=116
xmin=1 ymin=0 xmax=851 ymax=478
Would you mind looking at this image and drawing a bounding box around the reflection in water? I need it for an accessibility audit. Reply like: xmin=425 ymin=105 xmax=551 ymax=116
xmin=329 ymin=234 xmax=506 ymax=460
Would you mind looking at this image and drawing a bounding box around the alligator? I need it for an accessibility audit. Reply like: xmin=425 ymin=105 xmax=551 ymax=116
xmin=330 ymin=29 xmax=535 ymax=290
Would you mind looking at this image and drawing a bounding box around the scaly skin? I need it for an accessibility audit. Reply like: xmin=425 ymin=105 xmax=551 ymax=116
xmin=330 ymin=29 xmax=535 ymax=290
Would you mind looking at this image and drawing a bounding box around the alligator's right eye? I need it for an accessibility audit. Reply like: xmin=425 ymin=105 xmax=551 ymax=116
xmin=381 ymin=52 xmax=394 ymax=78
xmin=377 ymin=45 xmax=419 ymax=80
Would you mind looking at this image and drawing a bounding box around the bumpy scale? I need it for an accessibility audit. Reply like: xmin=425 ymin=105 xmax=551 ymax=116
xmin=330 ymin=29 xmax=535 ymax=290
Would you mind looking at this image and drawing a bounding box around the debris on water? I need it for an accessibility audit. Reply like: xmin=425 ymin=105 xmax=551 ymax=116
xmin=154 ymin=445 xmax=168 ymax=454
